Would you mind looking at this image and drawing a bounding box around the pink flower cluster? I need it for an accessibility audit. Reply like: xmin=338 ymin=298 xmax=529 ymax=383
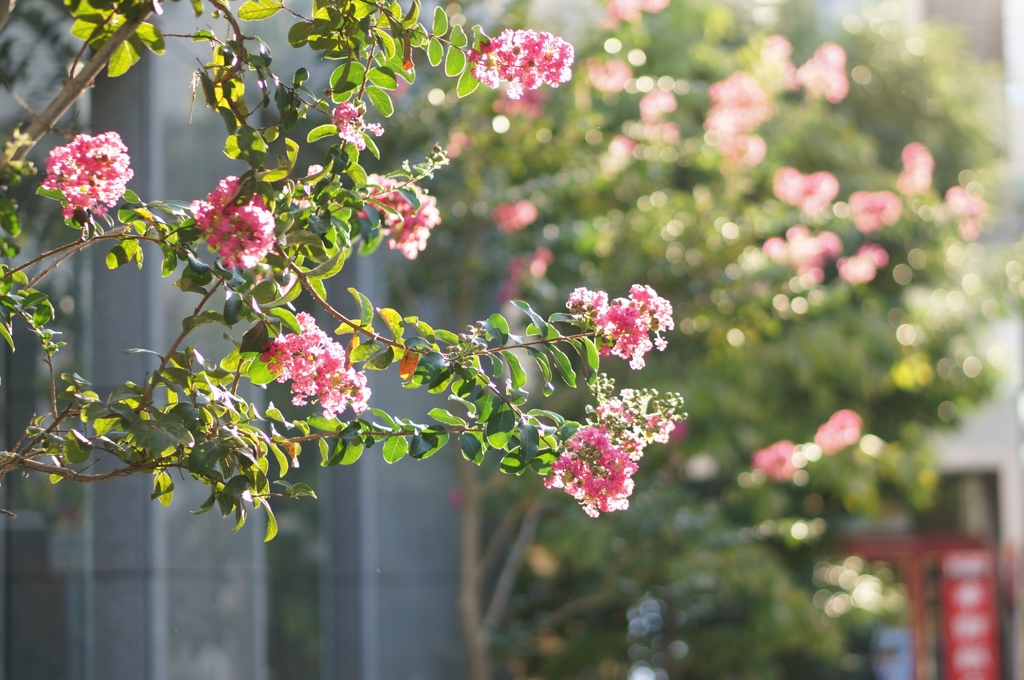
xmin=945 ymin=186 xmax=988 ymax=241
xmin=814 ymin=409 xmax=863 ymax=454
xmin=752 ymin=440 xmax=796 ymax=481
xmin=191 ymin=176 xmax=276 ymax=269
xmin=546 ymin=425 xmax=638 ymax=516
xmin=365 ymin=174 xmax=442 ymax=259
xmin=605 ymin=0 xmax=669 ymax=23
xmin=587 ymin=58 xmax=632 ymax=93
xmin=848 ymin=190 xmax=902 ymax=233
xmin=759 ymin=35 xmax=799 ymax=91
xmin=331 ymin=102 xmax=384 ymax=150
xmin=795 ymin=42 xmax=848 ymax=104
xmin=898 ymin=142 xmax=934 ymax=196
xmin=492 ymin=200 xmax=539 ymax=233
xmin=261 ymin=312 xmax=370 ymax=418
xmin=763 ymin=225 xmax=842 ymax=283
xmin=545 ymin=378 xmax=684 ymax=517
xmin=43 ymin=131 xmax=134 ymax=220
xmin=470 ymin=29 xmax=574 ymax=100
xmin=639 ymin=90 xmax=677 ymax=122
xmin=838 ymin=244 xmax=889 ymax=285
xmin=497 ymin=246 xmax=554 ymax=303
xmin=773 ymin=167 xmax=840 ymax=216
xmin=567 ymin=284 xmax=674 ymax=369
xmin=705 ymin=72 xmax=774 ymax=167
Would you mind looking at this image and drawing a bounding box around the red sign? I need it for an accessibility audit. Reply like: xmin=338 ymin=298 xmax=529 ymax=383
xmin=940 ymin=550 xmax=1001 ymax=680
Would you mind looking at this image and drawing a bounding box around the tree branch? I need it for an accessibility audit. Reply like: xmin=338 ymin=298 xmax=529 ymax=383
xmin=483 ymin=500 xmax=544 ymax=630
xmin=4 ymin=5 xmax=154 ymax=168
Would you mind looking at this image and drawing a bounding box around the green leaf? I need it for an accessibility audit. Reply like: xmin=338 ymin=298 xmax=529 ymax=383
xmin=432 ymin=6 xmax=448 ymax=35
xmin=581 ymin=336 xmax=600 ymax=372
xmin=428 ymin=407 xmax=466 ymax=427
xmin=456 ymin=69 xmax=480 ymax=98
xmin=135 ymin=22 xmax=165 ymax=54
xmin=307 ymin=123 xmax=338 ymax=143
xmin=377 ymin=307 xmax=404 ymax=340
xmin=488 ymin=313 xmax=510 ymax=344
xmin=548 ymin=345 xmax=577 ymax=387
xmin=383 ymin=436 xmax=409 ymax=463
xmin=460 ymin=432 xmax=484 ymax=464
xmin=367 ymin=67 xmax=399 ymax=90
xmin=449 ymin=23 xmax=468 ymax=48
xmin=152 ymin=471 xmax=174 ymax=506
xmin=107 ymin=39 xmax=139 ymax=78
xmin=246 ymin=357 xmax=277 ymax=385
xmin=444 ymin=44 xmax=467 ymax=77
xmin=485 ymin=403 xmax=515 ymax=450
xmin=348 ymin=287 xmax=375 ymax=328
xmin=524 ymin=346 xmax=552 ymax=385
xmin=427 ymin=37 xmax=443 ymax=67
xmin=519 ymin=423 xmax=539 ymax=463
xmin=238 ymin=0 xmax=283 ymax=20
xmin=288 ymin=21 xmax=316 ymax=47
xmin=500 ymin=450 xmax=526 ymax=475
xmin=504 ymin=350 xmax=526 ymax=390
xmin=364 ymin=345 xmax=395 ymax=370
xmin=512 ymin=300 xmax=551 ymax=338
xmin=263 ymin=502 xmax=278 ymax=541
xmin=240 ymin=321 xmax=271 ymax=356
xmin=366 ymin=87 xmax=394 ymax=117
xmin=268 ymin=308 xmax=301 ymax=334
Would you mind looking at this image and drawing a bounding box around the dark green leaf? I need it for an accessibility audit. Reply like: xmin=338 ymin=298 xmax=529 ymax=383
xmin=548 ymin=345 xmax=577 ymax=387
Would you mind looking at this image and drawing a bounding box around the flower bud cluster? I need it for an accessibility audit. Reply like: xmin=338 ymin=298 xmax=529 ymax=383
xmin=545 ymin=375 xmax=685 ymax=517
xmin=365 ymin=174 xmax=442 ymax=259
xmin=469 ymin=29 xmax=574 ymax=100
xmin=43 ymin=131 xmax=134 ymax=220
xmin=261 ymin=312 xmax=370 ymax=418
xmin=191 ymin=176 xmax=276 ymax=270
xmin=567 ymin=284 xmax=674 ymax=370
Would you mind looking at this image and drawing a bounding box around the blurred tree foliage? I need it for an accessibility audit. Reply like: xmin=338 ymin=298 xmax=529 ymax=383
xmin=379 ymin=0 xmax=1009 ymax=677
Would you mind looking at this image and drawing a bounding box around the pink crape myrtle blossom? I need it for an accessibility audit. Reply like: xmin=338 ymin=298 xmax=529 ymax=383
xmin=43 ymin=131 xmax=134 ymax=220
xmin=763 ymin=225 xmax=842 ymax=283
xmin=838 ymin=244 xmax=889 ymax=285
xmin=492 ymin=200 xmax=539 ymax=233
xmin=605 ymin=0 xmax=669 ymax=23
xmin=705 ymin=72 xmax=774 ymax=136
xmin=587 ymin=58 xmax=632 ymax=93
xmin=945 ymin=186 xmax=988 ymax=241
xmin=602 ymin=134 xmax=637 ymax=174
xmin=331 ymin=102 xmax=384 ymax=150
xmin=897 ymin=142 xmax=934 ymax=196
xmin=261 ymin=312 xmax=371 ymax=418
xmin=365 ymin=174 xmax=442 ymax=259
xmin=191 ymin=176 xmax=276 ymax=270
xmin=546 ymin=425 xmax=638 ymax=517
xmin=814 ymin=409 xmax=863 ymax=454
xmin=567 ymin=284 xmax=673 ymax=369
xmin=716 ymin=134 xmax=767 ymax=167
xmin=758 ymin=34 xmax=799 ymax=91
xmin=639 ymin=90 xmax=677 ymax=122
xmin=773 ymin=167 xmax=840 ymax=216
xmin=545 ymin=377 xmax=684 ymax=517
xmin=795 ymin=42 xmax=848 ymax=104
xmin=848 ymin=190 xmax=902 ymax=233
xmin=704 ymin=72 xmax=774 ymax=168
xmin=497 ymin=247 xmax=554 ymax=304
xmin=752 ymin=440 xmax=797 ymax=481
xmin=469 ymin=29 xmax=574 ymax=100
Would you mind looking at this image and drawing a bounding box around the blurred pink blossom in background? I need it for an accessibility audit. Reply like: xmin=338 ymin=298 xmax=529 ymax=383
xmin=763 ymin=224 xmax=843 ymax=283
xmin=897 ymin=142 xmax=935 ymax=196
xmin=773 ymin=167 xmax=840 ymax=216
xmin=848 ymin=190 xmax=902 ymax=233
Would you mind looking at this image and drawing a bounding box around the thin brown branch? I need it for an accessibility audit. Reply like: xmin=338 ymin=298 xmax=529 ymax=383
xmin=483 ymin=501 xmax=544 ymax=630
xmin=6 ymin=6 xmax=155 ymax=168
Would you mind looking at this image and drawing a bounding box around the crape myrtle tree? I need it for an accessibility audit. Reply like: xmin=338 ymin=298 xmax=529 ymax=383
xmin=0 ymin=0 xmax=687 ymax=543
xmin=378 ymin=0 xmax=1009 ymax=677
